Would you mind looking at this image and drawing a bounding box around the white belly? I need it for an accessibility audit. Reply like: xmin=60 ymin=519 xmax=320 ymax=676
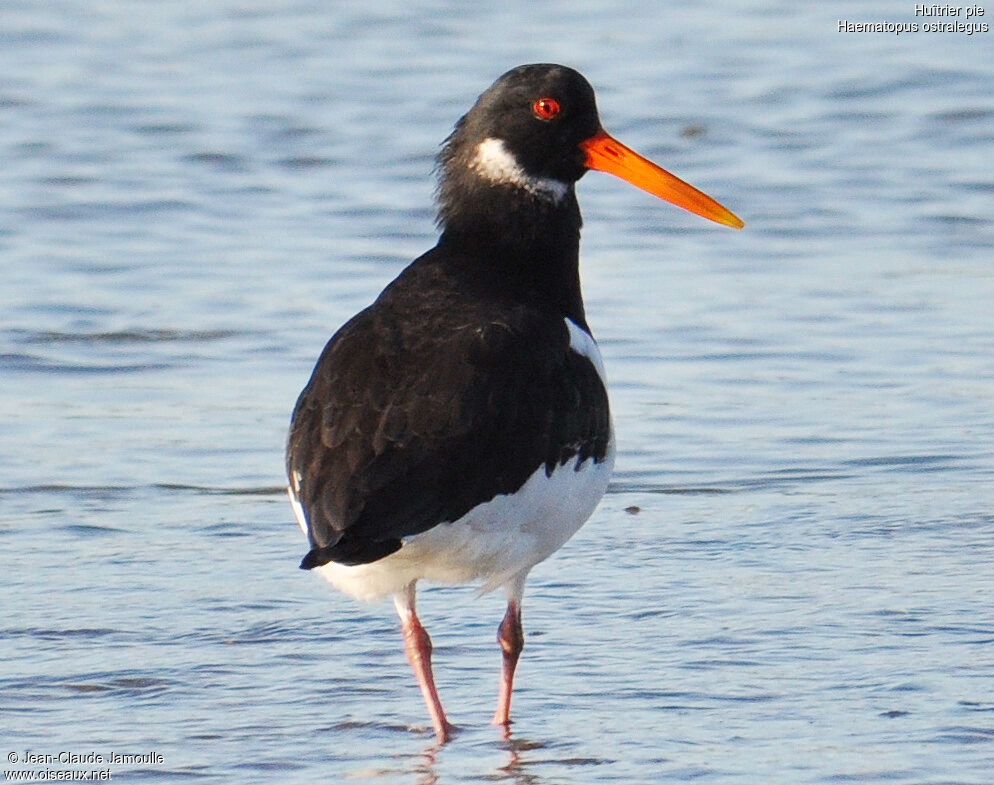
xmin=309 ymin=441 xmax=614 ymax=601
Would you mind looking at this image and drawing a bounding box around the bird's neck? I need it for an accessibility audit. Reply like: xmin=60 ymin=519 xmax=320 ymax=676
xmin=436 ymin=185 xmax=588 ymax=328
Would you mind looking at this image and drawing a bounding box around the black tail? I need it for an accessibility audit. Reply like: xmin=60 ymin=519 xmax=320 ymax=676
xmin=299 ymin=538 xmax=402 ymax=570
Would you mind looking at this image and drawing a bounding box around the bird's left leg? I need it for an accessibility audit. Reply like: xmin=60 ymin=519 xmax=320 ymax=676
xmin=492 ymin=572 xmax=526 ymax=727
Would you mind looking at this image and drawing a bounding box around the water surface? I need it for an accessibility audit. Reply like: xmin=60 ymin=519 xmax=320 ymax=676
xmin=2 ymin=2 xmax=993 ymax=783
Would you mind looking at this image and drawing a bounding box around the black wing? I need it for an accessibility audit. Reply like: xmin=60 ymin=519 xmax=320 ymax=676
xmin=286 ymin=261 xmax=610 ymax=568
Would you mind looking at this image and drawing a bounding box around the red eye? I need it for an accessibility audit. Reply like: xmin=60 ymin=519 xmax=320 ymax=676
xmin=532 ymin=97 xmax=561 ymax=120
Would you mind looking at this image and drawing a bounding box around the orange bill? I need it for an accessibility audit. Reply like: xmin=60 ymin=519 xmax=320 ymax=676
xmin=580 ymin=129 xmax=744 ymax=229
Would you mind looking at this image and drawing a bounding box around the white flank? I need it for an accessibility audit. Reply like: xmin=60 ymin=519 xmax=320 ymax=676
xmin=469 ymin=138 xmax=569 ymax=202
xmin=287 ymin=470 xmax=308 ymax=536
xmin=565 ymin=317 xmax=608 ymax=389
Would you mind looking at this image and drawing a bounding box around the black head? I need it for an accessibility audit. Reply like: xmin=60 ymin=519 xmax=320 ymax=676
xmin=448 ymin=64 xmax=601 ymax=184
xmin=436 ymin=64 xmax=743 ymax=238
xmin=437 ymin=65 xmax=601 ymax=220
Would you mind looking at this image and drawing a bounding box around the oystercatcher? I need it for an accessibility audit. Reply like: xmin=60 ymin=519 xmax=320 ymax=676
xmin=287 ymin=63 xmax=742 ymax=743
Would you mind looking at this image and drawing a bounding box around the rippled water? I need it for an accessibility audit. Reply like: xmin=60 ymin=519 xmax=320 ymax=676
xmin=2 ymin=2 xmax=993 ymax=783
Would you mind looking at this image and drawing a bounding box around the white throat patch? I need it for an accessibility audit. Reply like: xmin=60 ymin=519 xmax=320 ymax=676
xmin=468 ymin=138 xmax=569 ymax=202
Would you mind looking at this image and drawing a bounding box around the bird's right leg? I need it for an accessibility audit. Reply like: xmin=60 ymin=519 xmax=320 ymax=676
xmin=394 ymin=582 xmax=455 ymax=743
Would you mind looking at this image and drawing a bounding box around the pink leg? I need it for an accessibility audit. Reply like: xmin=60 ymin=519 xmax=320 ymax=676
xmin=394 ymin=584 xmax=455 ymax=743
xmin=492 ymin=599 xmax=524 ymax=727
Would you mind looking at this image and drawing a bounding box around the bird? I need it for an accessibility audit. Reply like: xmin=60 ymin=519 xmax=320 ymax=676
xmin=286 ymin=63 xmax=742 ymax=744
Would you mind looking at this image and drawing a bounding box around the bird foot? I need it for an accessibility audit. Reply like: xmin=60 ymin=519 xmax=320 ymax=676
xmin=433 ymin=719 xmax=459 ymax=745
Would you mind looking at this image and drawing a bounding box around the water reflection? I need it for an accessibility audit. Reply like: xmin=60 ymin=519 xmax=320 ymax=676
xmin=412 ymin=746 xmax=438 ymax=785
xmin=494 ymin=733 xmax=546 ymax=785
xmin=401 ymin=729 xmax=552 ymax=785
